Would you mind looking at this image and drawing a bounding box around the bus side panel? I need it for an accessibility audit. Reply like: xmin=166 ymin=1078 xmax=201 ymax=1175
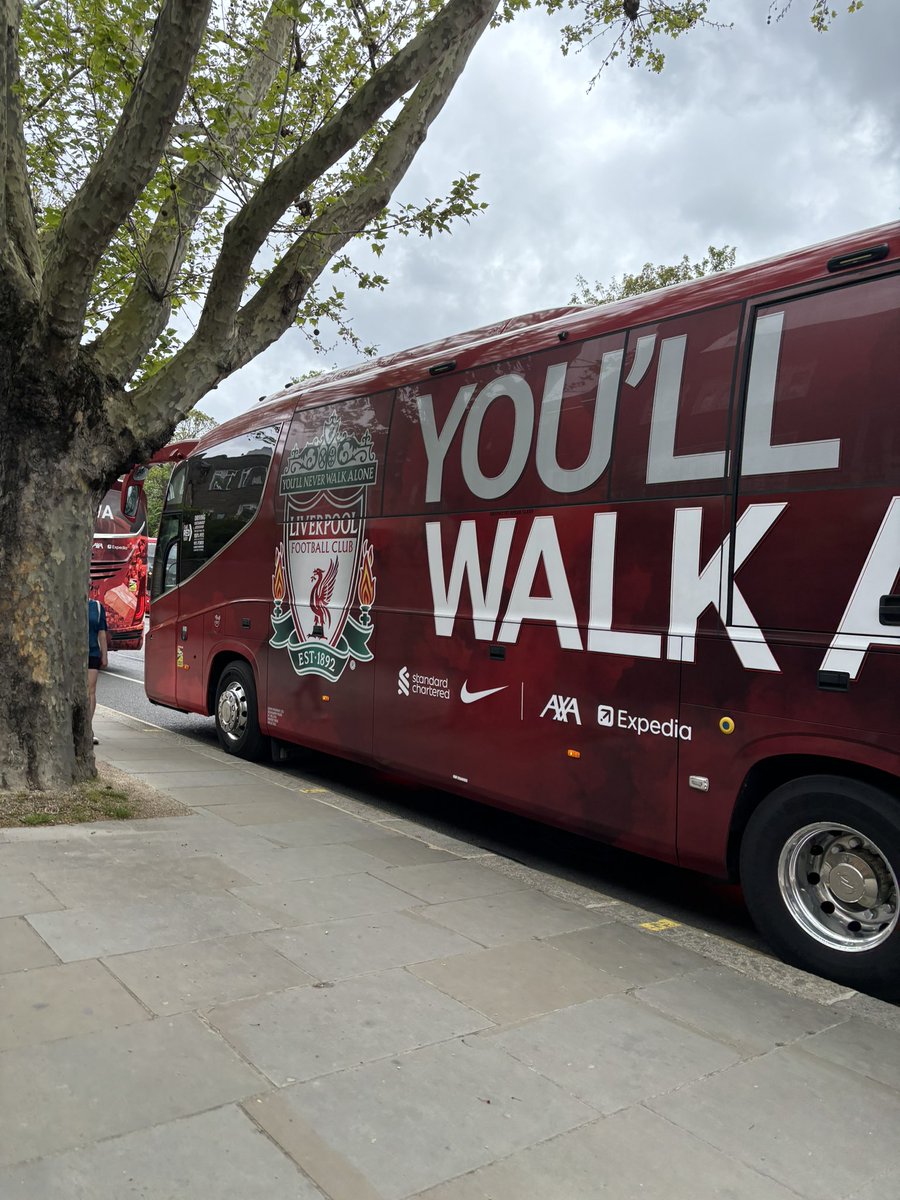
xmin=370 ymin=497 xmax=722 ymax=862
xmin=678 ymin=639 xmax=900 ymax=877
xmin=262 ymin=394 xmax=392 ymax=761
xmin=677 ymin=271 xmax=900 ymax=875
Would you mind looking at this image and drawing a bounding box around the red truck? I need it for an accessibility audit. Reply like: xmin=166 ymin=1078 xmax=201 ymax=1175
xmin=146 ymin=222 xmax=900 ymax=995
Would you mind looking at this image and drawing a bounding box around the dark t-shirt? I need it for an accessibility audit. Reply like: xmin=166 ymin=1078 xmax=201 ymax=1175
xmin=88 ymin=599 xmax=108 ymax=658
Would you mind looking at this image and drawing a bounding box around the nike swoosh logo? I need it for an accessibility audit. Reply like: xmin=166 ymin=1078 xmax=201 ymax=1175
xmin=460 ymin=681 xmax=508 ymax=704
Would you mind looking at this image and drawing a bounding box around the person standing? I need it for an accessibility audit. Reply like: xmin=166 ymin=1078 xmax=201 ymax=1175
xmin=88 ymin=597 xmax=108 ymax=745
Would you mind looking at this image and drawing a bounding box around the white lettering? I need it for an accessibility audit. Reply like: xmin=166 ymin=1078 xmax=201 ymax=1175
xmin=541 ymin=695 xmax=581 ymax=723
xmin=820 ymin=497 xmax=900 ymax=679
xmin=741 ymin=311 xmax=841 ymax=476
xmin=419 ymin=385 xmax=476 ymax=503
xmin=461 ymin=374 xmax=534 ymax=500
xmin=587 ymin=513 xmax=662 ymax=659
xmin=536 ymin=351 xmax=623 ymax=493
xmin=497 ymin=516 xmax=582 ymax=649
xmin=646 ymin=335 xmax=728 ymax=484
xmin=667 ymin=503 xmax=786 ymax=670
xmin=426 ymin=519 xmax=514 ymax=640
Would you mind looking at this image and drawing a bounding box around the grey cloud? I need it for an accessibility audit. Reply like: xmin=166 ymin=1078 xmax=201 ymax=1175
xmin=206 ymin=1 xmax=899 ymax=425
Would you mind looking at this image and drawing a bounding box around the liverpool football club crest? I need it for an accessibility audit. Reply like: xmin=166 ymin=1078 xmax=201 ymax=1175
xmin=270 ymin=411 xmax=377 ymax=682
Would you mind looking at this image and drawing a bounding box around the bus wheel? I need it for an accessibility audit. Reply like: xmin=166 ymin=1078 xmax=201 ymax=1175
xmin=740 ymin=775 xmax=900 ymax=999
xmin=214 ymin=661 xmax=266 ymax=760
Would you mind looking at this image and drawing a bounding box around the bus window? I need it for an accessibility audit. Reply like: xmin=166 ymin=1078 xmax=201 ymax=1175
xmin=152 ymin=513 xmax=181 ymax=600
xmin=180 ymin=426 xmax=279 ymax=584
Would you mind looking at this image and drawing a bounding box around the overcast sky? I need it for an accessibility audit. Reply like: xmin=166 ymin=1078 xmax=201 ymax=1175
xmin=201 ymin=0 xmax=900 ymax=424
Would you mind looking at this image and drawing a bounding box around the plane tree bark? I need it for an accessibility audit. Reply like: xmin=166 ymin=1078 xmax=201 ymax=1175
xmin=0 ymin=0 xmax=497 ymax=789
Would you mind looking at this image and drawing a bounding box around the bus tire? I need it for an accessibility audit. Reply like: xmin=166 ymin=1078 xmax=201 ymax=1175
xmin=740 ymin=775 xmax=900 ymax=999
xmin=214 ymin=660 xmax=267 ymax=761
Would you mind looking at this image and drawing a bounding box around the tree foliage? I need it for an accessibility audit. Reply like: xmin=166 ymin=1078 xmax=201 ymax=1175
xmin=572 ymin=244 xmax=736 ymax=305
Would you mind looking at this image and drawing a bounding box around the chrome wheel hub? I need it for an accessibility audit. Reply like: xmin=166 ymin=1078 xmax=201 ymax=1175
xmin=217 ymin=682 xmax=248 ymax=742
xmin=778 ymin=823 xmax=899 ymax=952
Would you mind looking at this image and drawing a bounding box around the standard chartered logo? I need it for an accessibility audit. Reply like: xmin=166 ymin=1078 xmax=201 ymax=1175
xmin=397 ymin=665 xmax=450 ymax=700
xmin=597 ymin=704 xmax=692 ymax=740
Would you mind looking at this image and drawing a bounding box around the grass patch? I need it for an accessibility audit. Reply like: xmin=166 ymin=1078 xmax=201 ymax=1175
xmin=0 ymin=767 xmax=184 ymax=829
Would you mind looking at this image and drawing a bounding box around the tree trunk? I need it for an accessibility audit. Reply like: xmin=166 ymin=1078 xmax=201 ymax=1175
xmin=0 ymin=321 xmax=111 ymax=791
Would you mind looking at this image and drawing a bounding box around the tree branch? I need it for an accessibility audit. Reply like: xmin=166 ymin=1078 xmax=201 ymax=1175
xmin=193 ymin=0 xmax=499 ymax=356
xmin=2 ymin=0 xmax=40 ymax=300
xmin=91 ymin=3 xmax=294 ymax=385
xmin=127 ymin=0 xmax=496 ymax=445
xmin=37 ymin=0 xmax=212 ymax=359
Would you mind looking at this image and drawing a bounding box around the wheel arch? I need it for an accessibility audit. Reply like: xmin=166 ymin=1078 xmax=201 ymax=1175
xmin=206 ymin=649 xmax=258 ymax=717
xmin=727 ymin=755 xmax=900 ymax=881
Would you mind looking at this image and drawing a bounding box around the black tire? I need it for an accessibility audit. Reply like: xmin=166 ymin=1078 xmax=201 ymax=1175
xmin=214 ymin=660 xmax=267 ymax=761
xmin=740 ymin=775 xmax=900 ymax=999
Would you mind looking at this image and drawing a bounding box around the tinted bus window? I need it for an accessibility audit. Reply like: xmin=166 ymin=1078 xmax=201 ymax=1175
xmin=739 ymin=273 xmax=900 ymax=491
xmin=180 ymin=427 xmax=279 ymax=583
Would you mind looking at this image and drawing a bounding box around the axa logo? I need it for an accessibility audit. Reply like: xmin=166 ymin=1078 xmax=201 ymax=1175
xmin=541 ymin=695 xmax=582 ymax=724
xmin=398 ymin=666 xmax=410 ymax=696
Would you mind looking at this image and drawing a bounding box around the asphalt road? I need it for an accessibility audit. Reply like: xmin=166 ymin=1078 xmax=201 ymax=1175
xmin=98 ymin=643 xmax=763 ymax=952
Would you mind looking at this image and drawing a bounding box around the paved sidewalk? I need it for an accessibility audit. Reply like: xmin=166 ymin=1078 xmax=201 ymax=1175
xmin=2 ymin=708 xmax=899 ymax=1199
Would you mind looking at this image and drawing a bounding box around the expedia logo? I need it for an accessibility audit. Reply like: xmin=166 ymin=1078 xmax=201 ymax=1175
xmin=598 ymin=706 xmax=692 ymax=741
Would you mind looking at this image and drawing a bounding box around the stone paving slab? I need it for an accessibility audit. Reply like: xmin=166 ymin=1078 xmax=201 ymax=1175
xmin=0 ymin=872 xmax=64 ymax=918
xmin=214 ymin=838 xmax=389 ymax=884
xmin=259 ymin=909 xmax=482 ymax=981
xmin=135 ymin=769 xmax=249 ymax=790
xmin=231 ymin=872 xmax=420 ymax=925
xmin=414 ymin=1103 xmax=801 ymax=1200
xmin=0 ymin=1106 xmax=320 ymax=1200
xmin=27 ymin=890 xmax=278 ymax=960
xmin=409 ymin=940 xmax=628 ymax=1023
xmin=258 ymin=1038 xmax=596 ymax=1200
xmin=635 ymin=966 xmax=844 ymax=1055
xmin=349 ymin=834 xmax=462 ymax=867
xmin=103 ymin=932 xmax=314 ymax=1014
xmin=194 ymin=796 xmax=337 ymax=824
xmin=846 ymin=1171 xmax=899 ymax=1200
xmin=0 ymin=916 xmax=58 ymax=973
xmin=0 ymin=958 xmax=148 ymax=1051
xmin=30 ymin=855 xmax=255 ymax=907
xmin=371 ymin=859 xmax=529 ymax=904
xmin=419 ymin=888 xmax=610 ymax=946
xmin=648 ymin=1044 xmax=900 ymax=1200
xmin=156 ymin=782 xmax=299 ymax=808
xmin=206 ymin=968 xmax=493 ymax=1085
xmin=489 ymin=992 xmax=740 ymax=1114
xmin=253 ymin=812 xmax=376 ymax=847
xmin=0 ymin=1014 xmax=267 ymax=1167
xmin=99 ymin=755 xmax=223 ymax=773
xmin=546 ymin=920 xmax=713 ymax=986
xmin=797 ymin=1016 xmax=900 ymax=1092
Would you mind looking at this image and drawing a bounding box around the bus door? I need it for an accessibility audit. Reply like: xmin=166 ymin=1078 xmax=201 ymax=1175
xmin=145 ymin=463 xmax=187 ymax=708
xmin=265 ymin=394 xmax=392 ymax=759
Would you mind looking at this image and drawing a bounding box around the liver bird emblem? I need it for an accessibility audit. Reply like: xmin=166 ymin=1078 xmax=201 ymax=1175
xmin=310 ymin=558 xmax=339 ymax=632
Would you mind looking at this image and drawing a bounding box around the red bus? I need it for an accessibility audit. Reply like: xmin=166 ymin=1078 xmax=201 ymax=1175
xmin=146 ymin=222 xmax=900 ymax=995
xmin=90 ymin=475 xmax=150 ymax=651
